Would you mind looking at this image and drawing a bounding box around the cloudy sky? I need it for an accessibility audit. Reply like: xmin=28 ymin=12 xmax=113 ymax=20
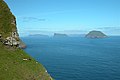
xmin=5 ymin=0 xmax=120 ymax=36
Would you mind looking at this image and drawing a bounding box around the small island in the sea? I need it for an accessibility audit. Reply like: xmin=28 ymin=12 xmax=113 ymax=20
xmin=53 ymin=33 xmax=68 ymax=38
xmin=85 ymin=30 xmax=107 ymax=38
xmin=29 ymin=34 xmax=49 ymax=38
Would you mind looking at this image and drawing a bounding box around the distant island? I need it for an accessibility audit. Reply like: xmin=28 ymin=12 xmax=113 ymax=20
xmin=85 ymin=30 xmax=107 ymax=38
xmin=29 ymin=34 xmax=49 ymax=38
xmin=53 ymin=33 xmax=68 ymax=38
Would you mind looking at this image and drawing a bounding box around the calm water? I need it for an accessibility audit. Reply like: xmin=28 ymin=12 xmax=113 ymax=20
xmin=21 ymin=36 xmax=120 ymax=80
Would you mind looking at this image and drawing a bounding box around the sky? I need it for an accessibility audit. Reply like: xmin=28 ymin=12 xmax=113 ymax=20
xmin=4 ymin=0 xmax=120 ymax=36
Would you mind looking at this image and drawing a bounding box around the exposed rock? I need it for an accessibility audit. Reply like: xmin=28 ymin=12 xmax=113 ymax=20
xmin=23 ymin=59 xmax=28 ymax=61
xmin=12 ymin=31 xmax=19 ymax=39
xmin=11 ymin=19 xmax=16 ymax=26
xmin=4 ymin=37 xmax=19 ymax=46
xmin=0 ymin=0 xmax=26 ymax=49
xmin=0 ymin=1 xmax=53 ymax=80
xmin=19 ymin=40 xmax=26 ymax=49
xmin=85 ymin=30 xmax=107 ymax=38
xmin=0 ymin=34 xmax=1 ymax=39
xmin=0 ymin=31 xmax=26 ymax=48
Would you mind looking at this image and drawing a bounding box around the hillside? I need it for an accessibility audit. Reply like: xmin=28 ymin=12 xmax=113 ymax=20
xmin=0 ymin=43 xmax=52 ymax=80
xmin=0 ymin=0 xmax=16 ymax=37
xmin=0 ymin=0 xmax=52 ymax=80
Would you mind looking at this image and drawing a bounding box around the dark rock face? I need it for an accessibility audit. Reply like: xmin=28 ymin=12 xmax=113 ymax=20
xmin=53 ymin=33 xmax=68 ymax=38
xmin=0 ymin=0 xmax=26 ymax=49
xmin=85 ymin=30 xmax=107 ymax=38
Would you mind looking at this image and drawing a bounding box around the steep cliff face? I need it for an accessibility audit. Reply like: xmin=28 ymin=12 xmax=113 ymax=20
xmin=0 ymin=0 xmax=26 ymax=48
xmin=0 ymin=0 xmax=17 ymax=37
xmin=0 ymin=0 xmax=53 ymax=80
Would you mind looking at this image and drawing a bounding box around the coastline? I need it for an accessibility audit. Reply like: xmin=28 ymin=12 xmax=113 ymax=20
xmin=0 ymin=0 xmax=53 ymax=79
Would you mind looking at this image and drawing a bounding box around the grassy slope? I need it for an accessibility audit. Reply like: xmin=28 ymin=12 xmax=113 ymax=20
xmin=0 ymin=43 xmax=52 ymax=80
xmin=0 ymin=0 xmax=16 ymax=37
xmin=0 ymin=0 xmax=53 ymax=80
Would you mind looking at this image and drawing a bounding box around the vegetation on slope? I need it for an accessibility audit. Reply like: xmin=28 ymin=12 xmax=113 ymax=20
xmin=0 ymin=0 xmax=53 ymax=80
xmin=0 ymin=43 xmax=52 ymax=80
xmin=85 ymin=30 xmax=107 ymax=38
xmin=0 ymin=0 xmax=16 ymax=37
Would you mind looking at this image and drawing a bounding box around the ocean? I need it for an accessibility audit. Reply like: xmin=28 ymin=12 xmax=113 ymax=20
xmin=21 ymin=36 xmax=120 ymax=80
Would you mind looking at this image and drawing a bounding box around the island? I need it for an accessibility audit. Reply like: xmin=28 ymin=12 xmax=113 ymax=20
xmin=29 ymin=34 xmax=49 ymax=38
xmin=0 ymin=0 xmax=53 ymax=80
xmin=53 ymin=33 xmax=68 ymax=38
xmin=85 ymin=30 xmax=107 ymax=38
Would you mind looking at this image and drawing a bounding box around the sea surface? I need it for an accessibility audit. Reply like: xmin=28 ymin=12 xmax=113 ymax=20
xmin=21 ymin=36 xmax=120 ymax=80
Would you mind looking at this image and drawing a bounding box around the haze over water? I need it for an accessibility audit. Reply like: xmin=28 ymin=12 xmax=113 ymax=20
xmin=22 ymin=36 xmax=120 ymax=80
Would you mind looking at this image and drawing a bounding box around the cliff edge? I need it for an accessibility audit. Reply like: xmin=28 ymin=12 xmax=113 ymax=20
xmin=0 ymin=0 xmax=26 ymax=49
xmin=0 ymin=0 xmax=53 ymax=80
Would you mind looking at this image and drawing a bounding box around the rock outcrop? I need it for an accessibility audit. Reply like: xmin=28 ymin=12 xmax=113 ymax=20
xmin=0 ymin=1 xmax=53 ymax=80
xmin=85 ymin=30 xmax=107 ymax=38
xmin=0 ymin=0 xmax=26 ymax=48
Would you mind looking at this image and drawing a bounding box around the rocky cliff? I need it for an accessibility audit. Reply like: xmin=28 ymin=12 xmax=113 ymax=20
xmin=0 ymin=0 xmax=26 ymax=49
xmin=0 ymin=0 xmax=53 ymax=80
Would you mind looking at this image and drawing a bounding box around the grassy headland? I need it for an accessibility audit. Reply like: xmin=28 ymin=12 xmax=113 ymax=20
xmin=0 ymin=0 xmax=53 ymax=79
xmin=0 ymin=43 xmax=52 ymax=80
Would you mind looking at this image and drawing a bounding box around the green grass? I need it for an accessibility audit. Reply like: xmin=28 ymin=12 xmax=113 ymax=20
xmin=0 ymin=43 xmax=53 ymax=80
xmin=0 ymin=0 xmax=16 ymax=37
xmin=0 ymin=0 xmax=53 ymax=79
